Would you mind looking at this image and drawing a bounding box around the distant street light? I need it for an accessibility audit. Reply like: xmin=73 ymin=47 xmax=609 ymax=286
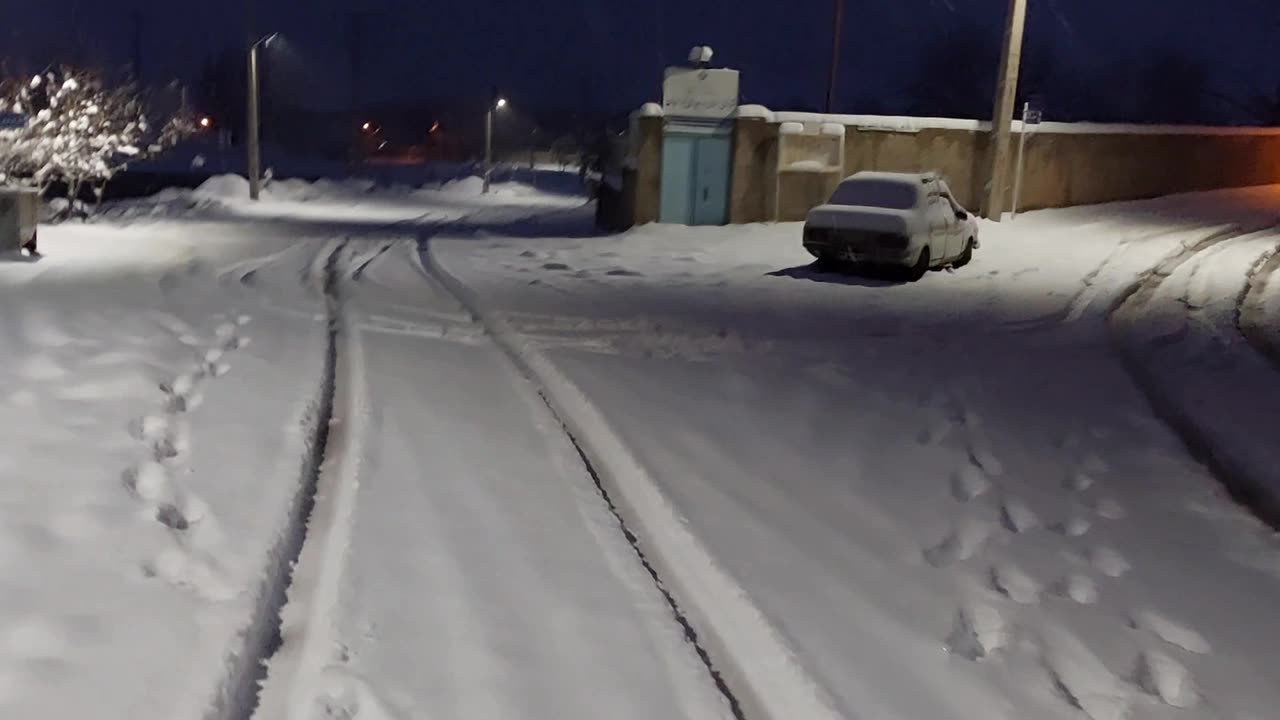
xmin=247 ymin=32 xmax=279 ymax=201
xmin=483 ymin=95 xmax=507 ymax=194
xmin=362 ymin=121 xmax=373 ymax=132
xmin=199 ymin=117 xmax=212 ymax=129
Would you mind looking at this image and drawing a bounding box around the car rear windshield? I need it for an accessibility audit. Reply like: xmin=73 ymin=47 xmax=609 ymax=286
xmin=829 ymin=180 xmax=919 ymax=210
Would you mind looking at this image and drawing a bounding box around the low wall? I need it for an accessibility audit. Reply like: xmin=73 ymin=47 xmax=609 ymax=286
xmin=615 ymin=108 xmax=1280 ymax=229
xmin=721 ymin=111 xmax=1280 ymax=224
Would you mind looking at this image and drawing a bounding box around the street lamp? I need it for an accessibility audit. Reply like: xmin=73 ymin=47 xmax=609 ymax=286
xmin=247 ymin=32 xmax=279 ymax=201
xmin=483 ymin=95 xmax=507 ymax=194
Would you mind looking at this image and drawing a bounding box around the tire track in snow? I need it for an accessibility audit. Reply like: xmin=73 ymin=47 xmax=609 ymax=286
xmin=1109 ymin=224 xmax=1280 ymax=530
xmin=212 ymin=240 xmax=344 ymax=720
xmin=252 ymin=244 xmax=367 ymax=720
xmin=422 ymin=233 xmax=841 ymax=720
xmin=1239 ymin=244 xmax=1280 ymax=371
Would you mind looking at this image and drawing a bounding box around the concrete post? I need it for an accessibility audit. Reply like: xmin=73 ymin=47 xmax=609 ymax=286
xmin=981 ymin=0 xmax=1028 ymax=220
xmin=247 ymin=44 xmax=262 ymax=201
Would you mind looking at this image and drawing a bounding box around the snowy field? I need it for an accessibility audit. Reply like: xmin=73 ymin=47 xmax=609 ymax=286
xmin=3 ymin=174 xmax=1280 ymax=720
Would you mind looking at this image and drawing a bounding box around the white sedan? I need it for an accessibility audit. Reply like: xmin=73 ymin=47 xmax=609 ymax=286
xmin=803 ymin=171 xmax=980 ymax=281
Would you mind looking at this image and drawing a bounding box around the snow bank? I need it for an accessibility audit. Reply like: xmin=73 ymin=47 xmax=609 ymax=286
xmin=193 ymin=173 xmax=250 ymax=200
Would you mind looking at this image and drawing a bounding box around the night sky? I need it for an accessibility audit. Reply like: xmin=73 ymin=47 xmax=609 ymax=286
xmin=7 ymin=0 xmax=1277 ymax=122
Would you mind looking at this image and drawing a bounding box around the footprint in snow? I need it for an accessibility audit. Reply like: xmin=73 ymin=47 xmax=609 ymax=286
xmin=1089 ymin=496 xmax=1127 ymax=521
xmin=924 ymin=520 xmax=991 ymax=567
xmin=951 ymin=465 xmax=991 ymax=502
xmin=968 ymin=447 xmax=1004 ymax=477
xmin=1081 ymin=453 xmax=1110 ymax=474
xmin=122 ymin=461 xmax=171 ymax=503
xmin=1066 ymin=472 xmax=1095 ymax=492
xmin=1129 ymin=610 xmax=1210 ymax=654
xmin=1000 ymin=497 xmax=1039 ymax=533
xmin=1133 ymin=649 xmax=1198 ymax=708
xmin=1051 ymin=516 xmax=1092 ymax=537
xmin=541 ymin=262 xmax=571 ymax=271
xmin=990 ymin=564 xmax=1040 ymax=604
xmin=945 ymin=604 xmax=1008 ymax=661
xmin=1052 ymin=574 xmax=1099 ymax=605
xmin=1089 ymin=546 xmax=1131 ymax=578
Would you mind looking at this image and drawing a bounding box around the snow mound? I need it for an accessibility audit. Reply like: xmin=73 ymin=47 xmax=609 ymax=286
xmin=439 ymin=176 xmax=487 ymax=195
xmin=193 ymin=174 xmax=250 ymax=200
xmin=636 ymin=102 xmax=664 ymax=118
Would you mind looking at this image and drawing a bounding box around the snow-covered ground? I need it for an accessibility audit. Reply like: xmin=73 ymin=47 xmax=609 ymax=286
xmin=434 ymin=185 xmax=1280 ymax=720
xmin=4 ymin=175 xmax=1280 ymax=720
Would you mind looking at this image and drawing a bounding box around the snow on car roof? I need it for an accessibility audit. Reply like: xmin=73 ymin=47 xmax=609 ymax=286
xmin=838 ymin=171 xmax=940 ymax=185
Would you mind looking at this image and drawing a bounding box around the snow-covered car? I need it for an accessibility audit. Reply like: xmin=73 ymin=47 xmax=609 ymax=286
xmin=803 ymin=171 xmax=979 ymax=280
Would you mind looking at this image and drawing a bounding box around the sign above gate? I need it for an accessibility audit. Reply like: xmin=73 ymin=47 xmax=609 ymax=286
xmin=662 ymin=67 xmax=739 ymax=120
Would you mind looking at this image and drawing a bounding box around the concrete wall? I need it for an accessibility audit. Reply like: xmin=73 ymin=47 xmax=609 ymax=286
xmin=631 ymin=116 xmax=664 ymax=225
xmin=729 ymin=118 xmax=775 ymax=224
xmin=620 ymin=110 xmax=1280 ymax=228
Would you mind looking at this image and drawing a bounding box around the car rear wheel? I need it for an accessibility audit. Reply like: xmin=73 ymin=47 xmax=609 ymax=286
xmin=904 ymin=248 xmax=930 ymax=282
xmin=811 ymin=255 xmax=841 ymax=273
xmin=953 ymin=238 xmax=975 ymax=268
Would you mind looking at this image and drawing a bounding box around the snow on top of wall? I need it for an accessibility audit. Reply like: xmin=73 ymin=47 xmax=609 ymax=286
xmin=779 ymin=121 xmax=805 ymax=136
xmin=771 ymin=111 xmax=1280 ymax=137
xmin=636 ymin=103 xmax=664 ymax=118
xmin=785 ymin=159 xmax=839 ymax=172
xmin=734 ymin=104 xmax=773 ymax=120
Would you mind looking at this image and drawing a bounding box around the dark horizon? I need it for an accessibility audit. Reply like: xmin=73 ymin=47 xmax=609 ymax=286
xmin=6 ymin=0 xmax=1278 ymax=125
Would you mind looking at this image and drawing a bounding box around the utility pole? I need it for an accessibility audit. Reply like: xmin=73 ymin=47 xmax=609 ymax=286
xmin=247 ymin=42 xmax=262 ymax=200
xmin=483 ymin=107 xmax=494 ymax=194
xmin=981 ymin=0 xmax=1028 ymax=221
xmin=246 ymin=0 xmax=260 ymax=200
xmin=825 ymin=0 xmax=844 ymax=113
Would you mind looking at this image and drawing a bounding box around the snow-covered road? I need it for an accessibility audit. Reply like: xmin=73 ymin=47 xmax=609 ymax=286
xmin=6 ymin=176 xmax=1280 ymax=720
xmin=254 ymin=237 xmax=731 ymax=720
xmin=435 ymin=185 xmax=1280 ymax=720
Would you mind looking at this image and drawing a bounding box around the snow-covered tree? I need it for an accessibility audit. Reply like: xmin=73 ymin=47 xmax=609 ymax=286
xmin=0 ymin=68 xmax=197 ymax=218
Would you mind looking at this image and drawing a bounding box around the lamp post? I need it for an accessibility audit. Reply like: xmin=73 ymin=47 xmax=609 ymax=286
xmin=247 ymin=32 xmax=278 ymax=201
xmin=483 ymin=96 xmax=507 ymax=194
xmin=981 ymin=0 xmax=1028 ymax=220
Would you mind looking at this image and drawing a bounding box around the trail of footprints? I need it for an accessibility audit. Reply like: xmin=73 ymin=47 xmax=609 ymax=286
xmin=122 ymin=313 xmax=252 ymax=597
xmin=921 ymin=401 xmax=1211 ymax=715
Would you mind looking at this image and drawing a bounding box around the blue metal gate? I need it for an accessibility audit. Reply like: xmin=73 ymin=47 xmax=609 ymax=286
xmin=659 ymin=124 xmax=732 ymax=225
